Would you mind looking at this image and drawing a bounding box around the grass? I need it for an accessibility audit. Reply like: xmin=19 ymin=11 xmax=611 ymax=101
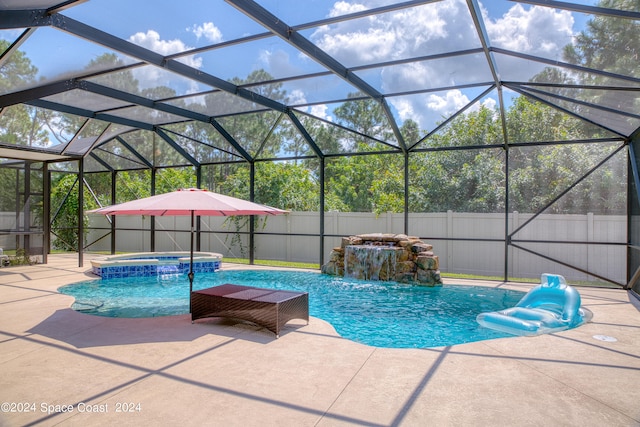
xmin=224 ymin=257 xmax=320 ymax=270
xmin=440 ymin=272 xmax=537 ymax=283
xmin=226 ymin=259 xmax=622 ymax=288
xmin=36 ymin=251 xmax=626 ymax=288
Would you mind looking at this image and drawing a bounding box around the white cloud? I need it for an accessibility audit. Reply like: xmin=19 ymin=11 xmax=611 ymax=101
xmin=315 ymin=0 xmax=574 ymax=71
xmin=128 ymin=30 xmax=202 ymax=93
xmin=391 ymin=98 xmax=415 ymax=122
xmin=389 ymin=91 xmax=498 ymax=132
xmin=307 ymin=0 xmax=575 ymax=131
xmin=381 ymin=62 xmax=437 ymax=93
xmin=289 ymin=89 xmax=332 ymax=122
xmin=427 ymin=90 xmax=470 ymax=116
xmin=310 ymin=0 xmax=478 ymax=130
xmin=313 ymin=0 xmax=455 ymax=68
xmin=188 ymin=22 xmax=224 ymax=43
xmin=258 ymin=49 xmax=298 ymax=78
xmin=314 ymin=28 xmax=398 ymax=65
xmin=480 ymin=97 xmax=497 ymax=111
xmin=485 ymin=4 xmax=573 ymax=57
xmin=130 ymin=30 xmax=187 ymax=56
xmin=310 ymin=104 xmax=332 ymax=122
xmin=287 ymin=89 xmax=307 ymax=106
xmin=464 ymin=97 xmax=498 ymax=118
xmin=329 ymin=1 xmax=368 ymax=17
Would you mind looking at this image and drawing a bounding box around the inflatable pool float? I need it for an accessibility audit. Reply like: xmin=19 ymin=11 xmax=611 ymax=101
xmin=476 ymin=274 xmax=593 ymax=336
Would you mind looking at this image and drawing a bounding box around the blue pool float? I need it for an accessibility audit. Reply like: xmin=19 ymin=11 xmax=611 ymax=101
xmin=476 ymin=274 xmax=593 ymax=336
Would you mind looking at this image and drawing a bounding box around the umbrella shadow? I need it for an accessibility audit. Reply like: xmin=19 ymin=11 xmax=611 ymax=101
xmin=26 ymin=308 xmax=286 ymax=348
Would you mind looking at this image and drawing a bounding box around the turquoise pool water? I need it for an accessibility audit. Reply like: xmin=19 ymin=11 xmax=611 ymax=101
xmin=59 ymin=270 xmax=525 ymax=348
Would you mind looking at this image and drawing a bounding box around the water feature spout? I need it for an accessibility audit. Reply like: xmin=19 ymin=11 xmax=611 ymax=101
xmin=322 ymin=233 xmax=442 ymax=286
xmin=344 ymin=246 xmax=399 ymax=281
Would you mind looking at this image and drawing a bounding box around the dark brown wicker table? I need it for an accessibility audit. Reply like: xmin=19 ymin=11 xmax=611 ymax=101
xmin=191 ymin=284 xmax=309 ymax=338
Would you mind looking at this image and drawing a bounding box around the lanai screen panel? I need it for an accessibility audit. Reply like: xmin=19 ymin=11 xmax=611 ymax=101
xmin=0 ymin=0 xmax=638 ymax=285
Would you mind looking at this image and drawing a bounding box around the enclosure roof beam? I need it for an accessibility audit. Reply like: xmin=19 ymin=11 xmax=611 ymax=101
xmin=286 ymin=110 xmax=324 ymax=159
xmin=467 ymin=0 xmax=509 ymax=147
xmin=27 ymin=99 xmax=155 ymax=131
xmin=88 ymin=152 xmax=114 ymax=172
xmin=292 ymin=0 xmax=445 ymax=32
xmin=155 ymin=128 xmax=200 ymax=168
xmin=208 ymin=119 xmax=253 ymax=162
xmin=293 ymin=109 xmax=403 ymax=152
xmin=520 ymin=85 xmax=640 ymax=121
xmin=512 ymin=0 xmax=640 ymax=20
xmin=467 ymin=0 xmax=501 ymax=85
xmin=81 ymin=81 xmax=211 ymax=123
xmin=0 ymin=142 xmax=80 ymax=162
xmin=226 ymin=0 xmax=380 ymax=99
xmin=0 ymin=28 xmax=36 ymax=70
xmin=505 ymin=84 xmax=627 ymax=138
xmin=226 ymin=0 xmax=406 ymax=150
xmin=0 ymin=80 xmax=81 ymax=108
xmin=114 ymin=136 xmax=154 ymax=169
xmin=61 ymin=117 xmax=92 ymax=156
xmin=45 ymin=0 xmax=90 ymax=14
xmin=492 ymin=47 xmax=640 ymax=86
xmin=1 ymin=9 xmax=290 ymax=114
xmin=83 ymin=82 xmax=253 ymax=162
xmin=55 ymin=16 xmax=288 ymax=113
xmin=410 ymin=85 xmax=497 ymax=151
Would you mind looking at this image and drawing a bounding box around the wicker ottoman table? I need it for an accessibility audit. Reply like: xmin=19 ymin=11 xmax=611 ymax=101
xmin=191 ymin=283 xmax=309 ymax=338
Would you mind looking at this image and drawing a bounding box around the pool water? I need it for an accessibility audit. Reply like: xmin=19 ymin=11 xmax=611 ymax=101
xmin=59 ymin=270 xmax=525 ymax=348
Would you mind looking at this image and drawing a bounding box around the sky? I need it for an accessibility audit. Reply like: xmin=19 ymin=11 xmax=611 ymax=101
xmin=1 ymin=0 xmax=601 ymax=134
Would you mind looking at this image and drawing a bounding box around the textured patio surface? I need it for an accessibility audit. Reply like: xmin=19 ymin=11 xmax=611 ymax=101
xmin=1 ymin=254 xmax=639 ymax=427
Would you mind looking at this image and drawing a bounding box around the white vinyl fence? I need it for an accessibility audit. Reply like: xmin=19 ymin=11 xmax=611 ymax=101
xmin=0 ymin=212 xmax=45 ymax=259
xmin=83 ymin=211 xmax=627 ymax=284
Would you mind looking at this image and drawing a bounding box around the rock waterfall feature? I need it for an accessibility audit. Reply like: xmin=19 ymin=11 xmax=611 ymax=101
xmin=321 ymin=233 xmax=442 ymax=286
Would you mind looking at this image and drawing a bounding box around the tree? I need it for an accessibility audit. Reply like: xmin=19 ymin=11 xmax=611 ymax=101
xmin=333 ymin=94 xmax=398 ymax=149
xmin=220 ymin=161 xmax=319 ymax=211
xmin=323 ymin=96 xmax=405 ymax=213
xmin=564 ymin=0 xmax=640 ymax=80
xmin=51 ymin=53 xmax=141 ymax=148
xmin=50 ymin=174 xmax=84 ymax=251
xmin=0 ymin=40 xmax=37 ymax=91
xmin=0 ymin=40 xmax=48 ymax=148
xmin=211 ymin=70 xmax=288 ymax=158
xmin=507 ymin=0 xmax=636 ymax=215
xmin=546 ymin=0 xmax=640 ymax=135
xmin=410 ymin=105 xmax=505 ymax=213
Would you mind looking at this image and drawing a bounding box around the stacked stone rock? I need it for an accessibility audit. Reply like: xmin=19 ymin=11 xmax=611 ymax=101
xmin=321 ymin=233 xmax=442 ymax=286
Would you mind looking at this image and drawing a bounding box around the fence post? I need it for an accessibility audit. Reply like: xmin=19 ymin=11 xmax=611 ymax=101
xmin=447 ymin=210 xmax=454 ymax=271
xmin=287 ymin=214 xmax=292 ymax=262
xmin=512 ymin=211 xmax=519 ymax=278
xmin=587 ymin=212 xmax=594 ymax=281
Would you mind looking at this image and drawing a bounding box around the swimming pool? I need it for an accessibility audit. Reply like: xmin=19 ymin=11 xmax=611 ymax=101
xmin=59 ymin=270 xmax=526 ymax=348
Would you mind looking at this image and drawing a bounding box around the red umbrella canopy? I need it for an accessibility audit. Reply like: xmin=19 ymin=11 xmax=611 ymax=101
xmin=86 ymin=188 xmax=288 ymax=217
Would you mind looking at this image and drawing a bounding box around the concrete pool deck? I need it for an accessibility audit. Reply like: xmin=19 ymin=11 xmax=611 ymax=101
xmin=1 ymin=254 xmax=639 ymax=426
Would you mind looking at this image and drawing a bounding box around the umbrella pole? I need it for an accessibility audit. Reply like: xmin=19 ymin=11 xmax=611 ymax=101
xmin=188 ymin=210 xmax=195 ymax=313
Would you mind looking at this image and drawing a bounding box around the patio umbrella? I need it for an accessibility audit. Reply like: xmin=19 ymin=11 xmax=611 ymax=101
xmin=87 ymin=188 xmax=288 ymax=309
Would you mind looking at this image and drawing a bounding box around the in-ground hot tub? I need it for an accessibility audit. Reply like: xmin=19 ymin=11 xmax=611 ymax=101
xmin=90 ymin=251 xmax=222 ymax=279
